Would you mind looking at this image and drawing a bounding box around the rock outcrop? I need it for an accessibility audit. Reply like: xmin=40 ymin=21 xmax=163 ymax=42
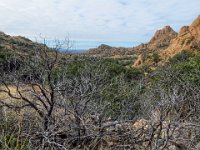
xmin=134 ymin=26 xmax=178 ymax=52
xmin=133 ymin=15 xmax=200 ymax=67
xmin=161 ymin=15 xmax=200 ymax=60
xmin=132 ymin=54 xmax=144 ymax=67
xmin=148 ymin=26 xmax=178 ymax=50
xmin=133 ymin=26 xmax=178 ymax=67
xmin=86 ymin=15 xmax=200 ymax=67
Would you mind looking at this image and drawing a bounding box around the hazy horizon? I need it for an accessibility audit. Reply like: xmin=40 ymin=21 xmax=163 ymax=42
xmin=32 ymin=38 xmax=140 ymax=51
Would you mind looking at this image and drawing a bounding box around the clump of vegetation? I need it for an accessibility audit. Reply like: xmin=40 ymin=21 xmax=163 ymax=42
xmin=152 ymin=52 xmax=160 ymax=63
xmin=169 ymin=50 xmax=193 ymax=63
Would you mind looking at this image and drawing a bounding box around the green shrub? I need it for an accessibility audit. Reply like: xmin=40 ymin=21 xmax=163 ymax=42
xmin=0 ymin=51 xmax=14 ymax=60
xmin=169 ymin=50 xmax=193 ymax=64
xmin=173 ymin=55 xmax=200 ymax=82
xmin=152 ymin=52 xmax=160 ymax=63
xmin=65 ymin=61 xmax=84 ymax=77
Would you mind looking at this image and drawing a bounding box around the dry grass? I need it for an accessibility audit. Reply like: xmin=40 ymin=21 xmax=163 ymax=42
xmin=0 ymin=85 xmax=40 ymax=105
xmin=0 ymin=85 xmax=19 ymax=100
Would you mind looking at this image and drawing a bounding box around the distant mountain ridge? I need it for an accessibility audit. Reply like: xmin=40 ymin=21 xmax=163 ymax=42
xmin=88 ymin=44 xmax=134 ymax=56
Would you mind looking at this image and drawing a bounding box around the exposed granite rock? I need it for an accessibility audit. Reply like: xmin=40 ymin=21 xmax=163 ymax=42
xmin=134 ymin=26 xmax=177 ymax=52
xmin=161 ymin=15 xmax=200 ymax=60
xmin=133 ymin=26 xmax=177 ymax=67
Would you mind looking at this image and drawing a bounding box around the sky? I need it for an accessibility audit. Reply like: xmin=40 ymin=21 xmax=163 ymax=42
xmin=0 ymin=0 xmax=200 ymax=49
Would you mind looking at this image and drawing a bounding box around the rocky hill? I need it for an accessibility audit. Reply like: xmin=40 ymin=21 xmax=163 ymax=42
xmin=88 ymin=15 xmax=200 ymax=68
xmin=133 ymin=26 xmax=178 ymax=67
xmin=133 ymin=15 xmax=200 ymax=67
xmin=161 ymin=15 xmax=200 ymax=60
xmin=88 ymin=25 xmax=178 ymax=58
xmin=0 ymin=32 xmax=61 ymax=74
xmin=134 ymin=26 xmax=178 ymax=52
xmin=88 ymin=44 xmax=134 ymax=56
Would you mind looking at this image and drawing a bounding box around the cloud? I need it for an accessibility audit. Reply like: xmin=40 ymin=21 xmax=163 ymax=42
xmin=0 ymin=0 xmax=200 ymax=42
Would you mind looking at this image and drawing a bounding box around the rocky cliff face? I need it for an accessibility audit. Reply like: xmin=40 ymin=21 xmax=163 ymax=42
xmin=134 ymin=26 xmax=178 ymax=52
xmin=133 ymin=26 xmax=178 ymax=67
xmin=148 ymin=26 xmax=178 ymax=50
xmin=134 ymin=15 xmax=200 ymax=67
xmin=161 ymin=15 xmax=200 ymax=60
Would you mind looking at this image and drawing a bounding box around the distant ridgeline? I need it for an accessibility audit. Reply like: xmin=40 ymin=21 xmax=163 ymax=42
xmin=44 ymin=40 xmax=137 ymax=53
xmin=0 ymin=31 xmax=51 ymax=54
